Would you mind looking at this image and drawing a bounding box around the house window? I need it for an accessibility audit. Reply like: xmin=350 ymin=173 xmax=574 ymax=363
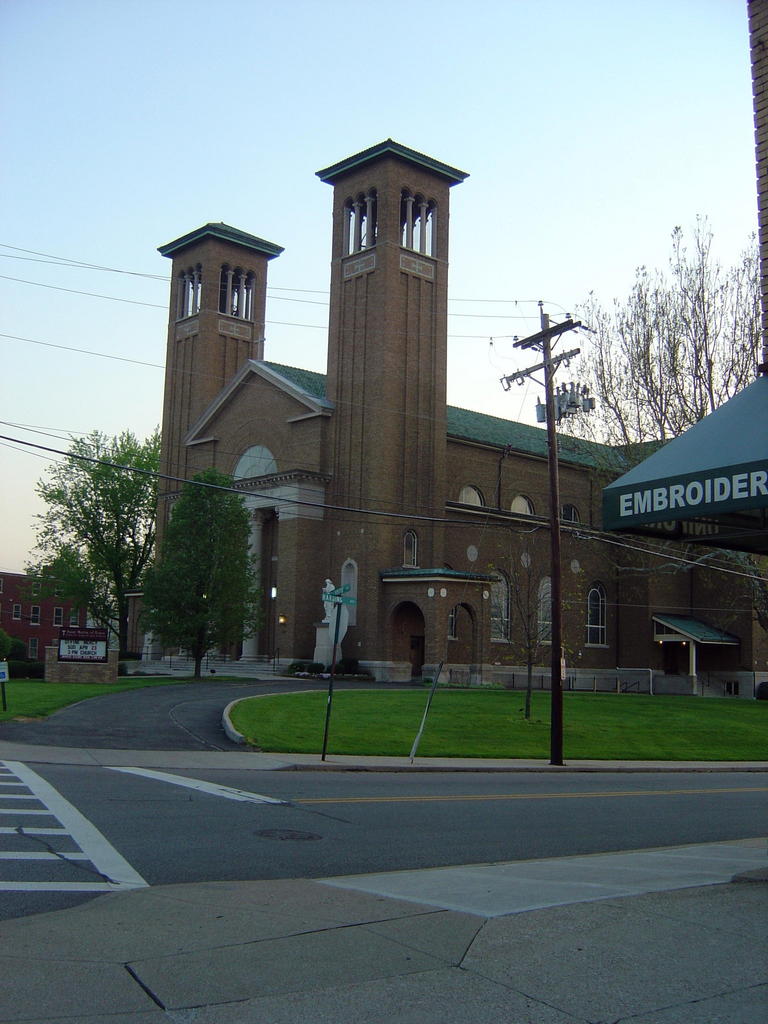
xmin=537 ymin=577 xmax=551 ymax=643
xmin=510 ymin=494 xmax=534 ymax=515
xmin=13 ymin=604 xmax=21 ymax=621
xmin=31 ymin=582 xmax=40 ymax=596
xmin=30 ymin=606 xmax=40 ymax=625
xmin=28 ymin=637 xmax=38 ymax=659
xmin=561 ymin=503 xmax=580 ymax=523
xmin=0 ymin=577 xmax=3 ymax=593
xmin=490 ymin=573 xmax=510 ymax=640
xmin=586 ymin=583 xmax=607 ymax=646
xmin=403 ymin=530 xmax=418 ymax=567
xmin=458 ymin=485 xmax=484 ymax=506
xmin=53 ymin=607 xmax=64 ymax=626
xmin=69 ymin=608 xmax=80 ymax=626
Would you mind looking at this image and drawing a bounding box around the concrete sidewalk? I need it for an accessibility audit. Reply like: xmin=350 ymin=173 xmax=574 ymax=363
xmin=0 ymin=741 xmax=765 ymax=1021
xmin=0 ymin=838 xmax=765 ymax=1024
xmin=1 ymin=737 xmax=768 ymax=772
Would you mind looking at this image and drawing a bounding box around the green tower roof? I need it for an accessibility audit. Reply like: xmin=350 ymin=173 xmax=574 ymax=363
xmin=158 ymin=223 xmax=284 ymax=259
xmin=316 ymin=139 xmax=469 ymax=186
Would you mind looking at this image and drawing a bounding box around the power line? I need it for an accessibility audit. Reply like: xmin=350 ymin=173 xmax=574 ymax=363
xmin=2 ymin=431 xmax=765 ymax=587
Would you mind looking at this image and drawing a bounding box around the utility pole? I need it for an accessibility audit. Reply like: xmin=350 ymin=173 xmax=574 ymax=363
xmin=501 ymin=303 xmax=592 ymax=766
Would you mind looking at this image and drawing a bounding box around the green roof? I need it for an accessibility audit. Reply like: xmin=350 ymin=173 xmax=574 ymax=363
xmin=264 ymin=361 xmax=328 ymax=401
xmin=316 ymin=139 xmax=469 ymax=186
xmin=262 ymin=362 xmax=611 ymax=468
xmin=653 ymin=615 xmax=739 ymax=645
xmin=159 ymin=223 xmax=284 ymax=260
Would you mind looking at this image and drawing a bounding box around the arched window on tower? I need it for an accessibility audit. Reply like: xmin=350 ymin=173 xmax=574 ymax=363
xmin=177 ymin=264 xmax=202 ymax=318
xmin=586 ymin=582 xmax=607 ymax=646
xmin=343 ymin=190 xmax=377 ymax=255
xmin=403 ymin=530 xmax=418 ymax=567
xmin=400 ymin=191 xmax=437 ymax=256
xmin=341 ymin=559 xmax=358 ymax=625
xmin=219 ymin=265 xmax=255 ymax=320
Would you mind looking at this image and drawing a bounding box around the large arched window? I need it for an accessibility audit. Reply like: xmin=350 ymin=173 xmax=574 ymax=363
xmin=490 ymin=572 xmax=510 ymax=641
xmin=538 ymin=577 xmax=552 ymax=643
xmin=458 ymin=485 xmax=484 ymax=506
xmin=586 ymin=582 xmax=607 ymax=646
xmin=233 ymin=445 xmax=277 ymax=480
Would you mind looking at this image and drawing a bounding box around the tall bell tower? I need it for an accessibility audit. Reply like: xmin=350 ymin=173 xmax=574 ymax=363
xmin=156 ymin=223 xmax=282 ymax=521
xmin=316 ymin=141 xmax=468 ymax=533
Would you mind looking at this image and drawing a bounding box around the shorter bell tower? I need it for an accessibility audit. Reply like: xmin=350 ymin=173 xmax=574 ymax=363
xmin=156 ymin=223 xmax=283 ymax=523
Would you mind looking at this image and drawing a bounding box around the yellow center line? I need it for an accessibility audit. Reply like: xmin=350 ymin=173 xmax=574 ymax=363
xmin=297 ymin=786 xmax=768 ymax=805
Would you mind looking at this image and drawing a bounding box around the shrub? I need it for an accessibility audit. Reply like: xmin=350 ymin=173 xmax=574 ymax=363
xmin=8 ymin=638 xmax=26 ymax=660
xmin=336 ymin=657 xmax=359 ymax=675
xmin=9 ymin=660 xmax=45 ymax=679
xmin=756 ymin=681 xmax=768 ymax=701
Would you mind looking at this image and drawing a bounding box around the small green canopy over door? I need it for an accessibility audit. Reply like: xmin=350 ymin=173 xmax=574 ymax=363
xmin=602 ymin=375 xmax=768 ymax=554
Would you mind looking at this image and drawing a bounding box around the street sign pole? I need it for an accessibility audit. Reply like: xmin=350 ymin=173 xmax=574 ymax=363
xmin=321 ymin=602 xmax=343 ymax=762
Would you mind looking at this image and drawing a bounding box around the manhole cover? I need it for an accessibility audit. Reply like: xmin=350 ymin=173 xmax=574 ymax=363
xmin=254 ymin=828 xmax=322 ymax=841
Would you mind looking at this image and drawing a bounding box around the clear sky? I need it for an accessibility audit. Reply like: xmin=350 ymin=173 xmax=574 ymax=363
xmin=0 ymin=0 xmax=757 ymax=574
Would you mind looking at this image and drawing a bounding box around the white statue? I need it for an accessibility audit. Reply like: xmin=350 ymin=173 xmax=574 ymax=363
xmin=322 ymin=579 xmax=336 ymax=623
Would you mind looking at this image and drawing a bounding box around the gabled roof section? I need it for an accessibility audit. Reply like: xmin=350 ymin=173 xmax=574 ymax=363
xmin=185 ymin=360 xmax=332 ymax=444
xmin=316 ymin=139 xmax=469 ymax=186
xmin=158 ymin=222 xmax=284 ymax=260
xmin=263 ymin=361 xmax=328 ymax=402
xmin=264 ymin=363 xmax=612 ymax=468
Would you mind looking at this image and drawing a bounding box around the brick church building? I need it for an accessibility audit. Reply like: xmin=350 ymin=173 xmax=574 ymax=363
xmin=142 ymin=139 xmax=765 ymax=693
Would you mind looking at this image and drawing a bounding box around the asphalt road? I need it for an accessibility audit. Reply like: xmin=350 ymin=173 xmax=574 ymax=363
xmin=1 ymin=682 xmax=765 ymax=923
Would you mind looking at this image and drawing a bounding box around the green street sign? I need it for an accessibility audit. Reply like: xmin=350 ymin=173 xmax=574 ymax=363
xmin=324 ymin=594 xmax=357 ymax=605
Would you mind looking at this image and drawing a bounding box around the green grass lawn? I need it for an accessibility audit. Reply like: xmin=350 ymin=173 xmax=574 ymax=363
xmin=228 ymin=688 xmax=768 ymax=761
xmin=0 ymin=678 xmax=187 ymax=722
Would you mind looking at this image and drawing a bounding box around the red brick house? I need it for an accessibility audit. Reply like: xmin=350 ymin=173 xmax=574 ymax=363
xmin=0 ymin=572 xmax=83 ymax=661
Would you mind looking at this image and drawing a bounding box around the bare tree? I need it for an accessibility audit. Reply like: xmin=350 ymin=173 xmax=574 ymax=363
xmin=575 ymin=219 xmax=760 ymax=448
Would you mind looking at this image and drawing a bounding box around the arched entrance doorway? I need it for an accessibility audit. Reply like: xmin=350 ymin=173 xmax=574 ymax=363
xmin=391 ymin=602 xmax=426 ymax=678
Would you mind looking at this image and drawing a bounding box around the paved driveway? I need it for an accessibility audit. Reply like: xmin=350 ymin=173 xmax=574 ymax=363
xmin=0 ymin=681 xmax=279 ymax=751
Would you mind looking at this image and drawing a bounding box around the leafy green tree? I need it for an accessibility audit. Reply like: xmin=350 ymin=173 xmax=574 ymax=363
xmin=141 ymin=468 xmax=261 ymax=679
xmin=0 ymin=629 xmax=12 ymax=661
xmin=29 ymin=429 xmax=160 ymax=656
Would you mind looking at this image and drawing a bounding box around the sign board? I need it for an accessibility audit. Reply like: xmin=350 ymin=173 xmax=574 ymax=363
xmin=58 ymin=627 xmax=109 ymax=663
xmin=324 ymin=594 xmax=357 ymax=605
xmin=0 ymin=662 xmax=8 ymax=682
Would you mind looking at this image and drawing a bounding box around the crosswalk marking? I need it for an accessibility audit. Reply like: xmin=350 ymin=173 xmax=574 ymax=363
xmin=106 ymin=766 xmax=288 ymax=804
xmin=0 ymin=760 xmax=148 ymax=893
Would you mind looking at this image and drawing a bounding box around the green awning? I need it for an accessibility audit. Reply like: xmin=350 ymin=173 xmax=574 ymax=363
xmin=652 ymin=615 xmax=739 ymax=645
xmin=602 ymin=376 xmax=768 ymax=554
